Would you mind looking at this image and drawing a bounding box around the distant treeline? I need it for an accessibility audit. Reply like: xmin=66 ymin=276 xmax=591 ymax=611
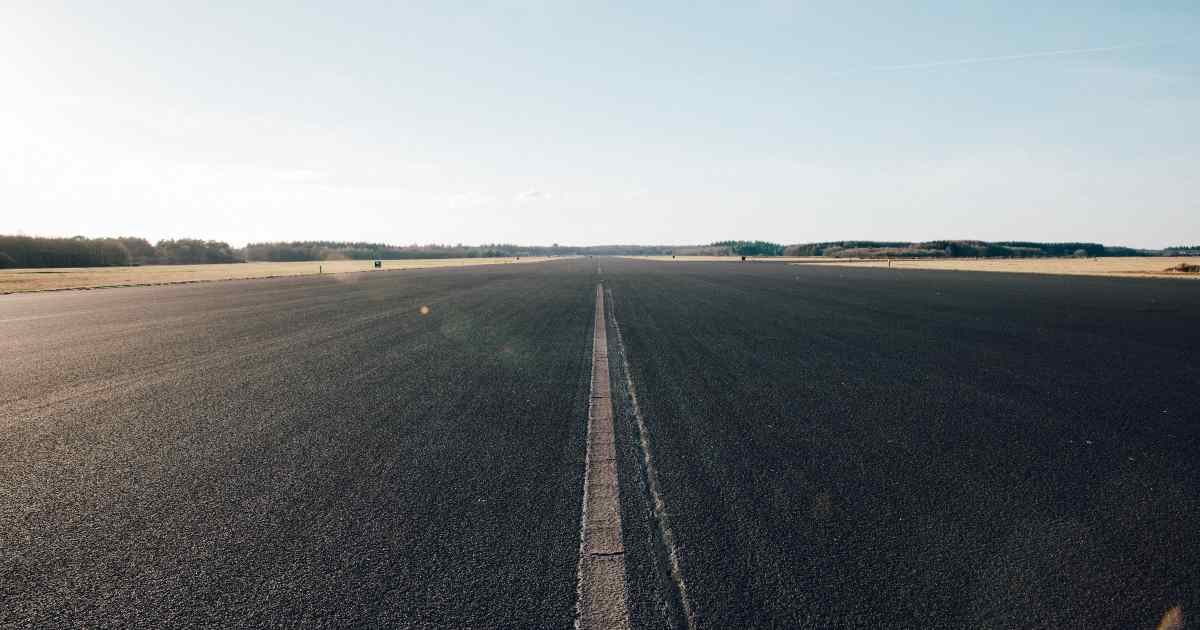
xmin=782 ymin=240 xmax=1155 ymax=259
xmin=711 ymin=240 xmax=786 ymax=256
xmin=0 ymin=236 xmax=683 ymax=268
xmin=242 ymin=241 xmax=681 ymax=261
xmin=240 ymin=239 xmax=1171 ymax=262
xmin=2 ymin=234 xmax=1186 ymax=270
xmin=242 ymin=240 xmax=797 ymax=260
xmin=0 ymin=235 xmax=239 ymax=268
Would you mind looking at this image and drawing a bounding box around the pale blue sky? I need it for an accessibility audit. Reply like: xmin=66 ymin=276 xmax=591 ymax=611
xmin=2 ymin=2 xmax=1197 ymax=247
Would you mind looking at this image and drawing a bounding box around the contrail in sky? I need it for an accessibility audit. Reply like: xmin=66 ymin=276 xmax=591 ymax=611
xmin=870 ymin=43 xmax=1140 ymax=71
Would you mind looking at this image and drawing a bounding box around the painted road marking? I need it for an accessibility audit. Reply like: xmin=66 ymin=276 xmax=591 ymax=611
xmin=575 ymin=283 xmax=631 ymax=630
xmin=607 ymin=287 xmax=696 ymax=630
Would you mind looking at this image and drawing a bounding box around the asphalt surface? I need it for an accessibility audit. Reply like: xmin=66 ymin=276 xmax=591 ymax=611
xmin=1 ymin=261 xmax=598 ymax=629
xmin=601 ymin=257 xmax=1200 ymax=629
xmin=3 ymin=258 xmax=1198 ymax=629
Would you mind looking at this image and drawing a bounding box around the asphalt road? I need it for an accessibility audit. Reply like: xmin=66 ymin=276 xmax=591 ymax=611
xmin=2 ymin=258 xmax=1198 ymax=629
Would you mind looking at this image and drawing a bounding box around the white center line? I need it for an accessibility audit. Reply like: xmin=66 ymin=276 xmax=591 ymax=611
xmin=606 ymin=286 xmax=696 ymax=630
xmin=575 ymin=283 xmax=631 ymax=630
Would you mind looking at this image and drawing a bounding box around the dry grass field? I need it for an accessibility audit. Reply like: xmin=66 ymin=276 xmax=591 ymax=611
xmin=0 ymin=257 xmax=554 ymax=294
xmin=800 ymin=256 xmax=1200 ymax=279
xmin=631 ymin=256 xmax=829 ymax=262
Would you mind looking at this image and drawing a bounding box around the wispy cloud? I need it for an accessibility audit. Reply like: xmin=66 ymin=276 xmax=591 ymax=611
xmin=514 ymin=189 xmax=550 ymax=202
xmin=443 ymin=192 xmax=496 ymax=209
xmin=866 ymin=43 xmax=1143 ymax=72
xmin=271 ymin=168 xmax=328 ymax=183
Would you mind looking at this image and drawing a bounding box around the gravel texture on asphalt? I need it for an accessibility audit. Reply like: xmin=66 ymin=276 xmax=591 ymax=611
xmin=600 ymin=257 xmax=1200 ymax=630
xmin=1 ymin=260 xmax=598 ymax=629
xmin=3 ymin=257 xmax=1198 ymax=629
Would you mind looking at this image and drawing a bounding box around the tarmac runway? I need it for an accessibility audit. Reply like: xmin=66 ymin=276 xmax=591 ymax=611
xmin=2 ymin=257 xmax=1196 ymax=629
xmin=1 ymin=262 xmax=596 ymax=629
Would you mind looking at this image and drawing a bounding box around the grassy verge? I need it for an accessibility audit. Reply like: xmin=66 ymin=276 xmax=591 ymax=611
xmin=799 ymin=256 xmax=1200 ymax=279
xmin=0 ymin=257 xmax=555 ymax=294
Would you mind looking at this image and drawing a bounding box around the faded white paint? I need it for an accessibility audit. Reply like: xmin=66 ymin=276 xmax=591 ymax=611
xmin=575 ymin=283 xmax=631 ymax=630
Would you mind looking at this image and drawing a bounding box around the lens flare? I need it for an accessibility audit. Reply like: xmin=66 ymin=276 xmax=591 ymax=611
xmin=1158 ymin=606 xmax=1182 ymax=630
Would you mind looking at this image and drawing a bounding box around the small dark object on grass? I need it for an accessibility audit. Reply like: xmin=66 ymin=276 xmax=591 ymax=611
xmin=1166 ymin=263 xmax=1200 ymax=273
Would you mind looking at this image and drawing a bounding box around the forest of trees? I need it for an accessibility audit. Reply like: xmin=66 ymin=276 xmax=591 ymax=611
xmin=0 ymin=236 xmax=133 ymax=268
xmin=0 ymin=235 xmax=238 ymax=268
xmin=154 ymin=239 xmax=240 ymax=264
xmin=710 ymin=240 xmax=786 ymax=256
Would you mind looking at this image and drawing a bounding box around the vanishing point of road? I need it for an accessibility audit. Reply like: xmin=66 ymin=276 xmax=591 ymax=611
xmin=2 ymin=258 xmax=1197 ymax=629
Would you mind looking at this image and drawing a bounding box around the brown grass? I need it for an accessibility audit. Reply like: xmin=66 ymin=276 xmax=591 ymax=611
xmin=630 ymin=256 xmax=829 ymax=262
xmin=0 ymin=257 xmax=554 ymax=294
xmin=796 ymin=256 xmax=1200 ymax=279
